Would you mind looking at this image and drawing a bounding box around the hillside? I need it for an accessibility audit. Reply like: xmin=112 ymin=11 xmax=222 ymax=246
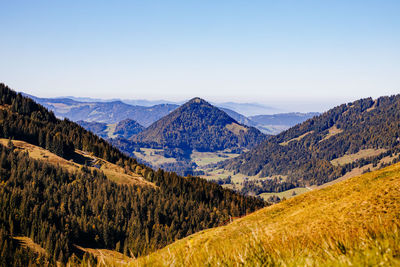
xmin=217 ymin=96 xmax=400 ymax=192
xmin=0 ymin=83 xmax=265 ymax=265
xmin=0 ymin=138 xmax=152 ymax=186
xmin=136 ymin=162 xmax=400 ymax=266
xmin=78 ymin=119 xmax=144 ymax=139
xmin=114 ymin=119 xmax=145 ymax=139
xmin=77 ymin=120 xmax=109 ymax=139
xmin=132 ymin=97 xmax=267 ymax=152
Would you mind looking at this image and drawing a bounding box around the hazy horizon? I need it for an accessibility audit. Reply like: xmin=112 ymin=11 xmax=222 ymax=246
xmin=21 ymin=90 xmax=384 ymax=115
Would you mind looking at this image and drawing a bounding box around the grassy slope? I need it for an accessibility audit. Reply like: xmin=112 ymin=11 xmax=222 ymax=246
xmin=0 ymin=138 xmax=154 ymax=187
xmin=135 ymin=162 xmax=400 ymax=266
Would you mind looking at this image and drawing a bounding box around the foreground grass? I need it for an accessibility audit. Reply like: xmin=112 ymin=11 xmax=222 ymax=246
xmin=132 ymin=162 xmax=400 ymax=266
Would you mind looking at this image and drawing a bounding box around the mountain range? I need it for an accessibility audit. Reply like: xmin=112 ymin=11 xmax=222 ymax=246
xmin=2 ymin=83 xmax=400 ymax=265
xmin=25 ymin=94 xmax=178 ymax=127
xmin=25 ymin=94 xmax=317 ymax=135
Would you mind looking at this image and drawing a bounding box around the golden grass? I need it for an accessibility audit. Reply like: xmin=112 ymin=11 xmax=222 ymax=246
xmin=134 ymin=162 xmax=400 ymax=266
xmin=331 ymin=148 xmax=387 ymax=166
xmin=366 ymin=99 xmax=378 ymax=112
xmin=191 ymin=150 xmax=241 ymax=167
xmin=279 ymin=131 xmax=314 ymax=146
xmin=74 ymin=245 xmax=134 ymax=266
xmin=226 ymin=122 xmax=248 ymax=135
xmin=13 ymin=236 xmax=48 ymax=256
xmin=0 ymin=139 xmax=154 ymax=187
xmin=0 ymin=139 xmax=78 ymax=172
xmin=258 ymin=187 xmax=311 ymax=200
xmin=319 ymin=125 xmax=343 ymax=142
xmin=133 ymin=148 xmax=176 ymax=166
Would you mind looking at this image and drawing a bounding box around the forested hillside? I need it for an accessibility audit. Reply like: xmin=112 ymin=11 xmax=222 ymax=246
xmin=0 ymin=83 xmax=265 ymax=265
xmin=132 ymin=97 xmax=267 ymax=152
xmin=219 ymin=95 xmax=400 ymax=188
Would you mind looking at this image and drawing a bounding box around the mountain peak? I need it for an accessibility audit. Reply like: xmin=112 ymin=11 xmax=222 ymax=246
xmin=187 ymin=97 xmax=209 ymax=105
xmin=133 ymin=97 xmax=266 ymax=151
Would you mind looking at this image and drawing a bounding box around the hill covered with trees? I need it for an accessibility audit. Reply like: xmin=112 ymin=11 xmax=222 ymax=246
xmin=132 ymin=97 xmax=267 ymax=153
xmin=219 ymin=95 xmax=400 ymax=189
xmin=0 ymin=83 xmax=265 ymax=265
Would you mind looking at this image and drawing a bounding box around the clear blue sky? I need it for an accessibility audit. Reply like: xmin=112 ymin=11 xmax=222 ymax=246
xmin=1 ymin=0 xmax=399 ymax=111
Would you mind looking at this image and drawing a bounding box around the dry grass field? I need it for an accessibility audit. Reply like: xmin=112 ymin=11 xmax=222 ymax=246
xmin=191 ymin=150 xmax=241 ymax=167
xmin=259 ymin=187 xmax=310 ymax=200
xmin=133 ymin=148 xmax=177 ymax=166
xmin=330 ymin=148 xmax=387 ymax=166
xmin=319 ymin=125 xmax=343 ymax=142
xmin=279 ymin=130 xmax=314 ymax=146
xmin=133 ymin=162 xmax=400 ymax=266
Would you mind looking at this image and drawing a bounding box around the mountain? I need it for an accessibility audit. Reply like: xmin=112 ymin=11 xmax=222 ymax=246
xmin=0 ymin=84 xmax=264 ymax=265
xmin=218 ymin=95 xmax=400 ymax=189
xmin=132 ymin=97 xmax=267 ymax=152
xmin=26 ymin=94 xmax=178 ymax=127
xmin=77 ymin=120 xmax=109 ymax=139
xmin=114 ymin=118 xmax=145 ymax=139
xmin=137 ymin=162 xmax=400 ymax=266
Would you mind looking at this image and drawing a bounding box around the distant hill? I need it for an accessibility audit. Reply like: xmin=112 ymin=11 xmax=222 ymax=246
xmin=77 ymin=119 xmax=145 ymax=140
xmin=114 ymin=119 xmax=145 ymax=139
xmin=137 ymin=162 xmax=400 ymax=266
xmin=132 ymin=97 xmax=267 ymax=152
xmin=26 ymin=94 xmax=178 ymax=127
xmin=77 ymin=120 xmax=109 ymax=139
xmin=218 ymin=95 xmax=400 ymax=189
